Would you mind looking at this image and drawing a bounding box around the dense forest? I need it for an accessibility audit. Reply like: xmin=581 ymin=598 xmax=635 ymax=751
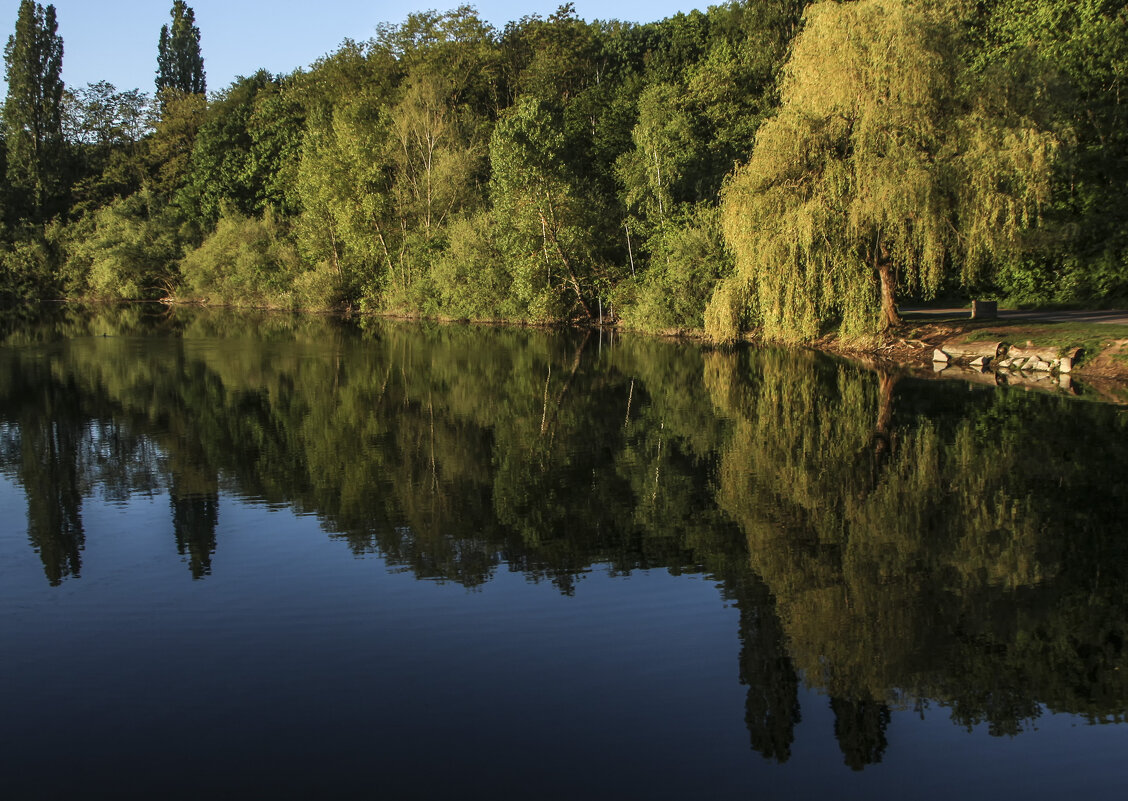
xmin=2 ymin=0 xmax=1127 ymax=340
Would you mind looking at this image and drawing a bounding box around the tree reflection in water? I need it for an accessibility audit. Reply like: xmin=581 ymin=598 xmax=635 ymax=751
xmin=2 ymin=304 xmax=1127 ymax=766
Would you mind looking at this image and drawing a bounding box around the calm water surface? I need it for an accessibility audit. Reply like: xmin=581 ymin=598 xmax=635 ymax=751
xmin=1 ymin=305 xmax=1127 ymax=799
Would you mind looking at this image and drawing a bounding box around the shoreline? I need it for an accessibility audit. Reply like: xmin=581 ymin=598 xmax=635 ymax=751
xmin=812 ymin=318 xmax=1128 ymax=403
xmin=35 ymin=298 xmax=1128 ymax=399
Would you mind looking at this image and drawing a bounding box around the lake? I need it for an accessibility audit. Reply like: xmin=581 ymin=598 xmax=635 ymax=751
xmin=2 ymin=304 xmax=1127 ymax=799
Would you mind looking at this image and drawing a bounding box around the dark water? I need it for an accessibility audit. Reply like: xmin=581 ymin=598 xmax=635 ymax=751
xmin=1 ymin=304 xmax=1127 ymax=799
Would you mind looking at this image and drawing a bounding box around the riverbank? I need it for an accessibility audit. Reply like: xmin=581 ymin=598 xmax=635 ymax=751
xmin=46 ymin=296 xmax=1128 ymax=400
xmin=808 ymin=312 xmax=1128 ymax=403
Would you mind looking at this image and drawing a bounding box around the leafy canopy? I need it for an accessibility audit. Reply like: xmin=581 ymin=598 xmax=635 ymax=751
xmin=712 ymin=0 xmax=1058 ymax=343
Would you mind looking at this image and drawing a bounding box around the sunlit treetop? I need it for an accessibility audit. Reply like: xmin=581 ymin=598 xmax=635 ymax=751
xmin=711 ymin=0 xmax=1058 ymax=343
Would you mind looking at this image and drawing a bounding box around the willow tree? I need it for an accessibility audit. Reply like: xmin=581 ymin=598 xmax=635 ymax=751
xmin=710 ymin=0 xmax=1057 ymax=343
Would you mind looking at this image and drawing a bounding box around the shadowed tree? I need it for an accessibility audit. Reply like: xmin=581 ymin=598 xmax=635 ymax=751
xmin=156 ymin=1 xmax=205 ymax=96
xmin=3 ymin=0 xmax=64 ymax=219
xmin=831 ymin=695 xmax=892 ymax=771
xmin=170 ymin=486 xmax=218 ymax=579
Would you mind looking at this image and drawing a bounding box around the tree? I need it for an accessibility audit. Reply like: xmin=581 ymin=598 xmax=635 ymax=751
xmin=144 ymin=88 xmax=207 ymax=200
xmin=177 ymin=71 xmax=277 ymax=227
xmin=156 ymin=1 xmax=205 ymax=96
xmin=712 ymin=0 xmax=1058 ymax=343
xmin=978 ymin=0 xmax=1128 ymax=303
xmin=389 ymin=71 xmax=482 ymax=237
xmin=616 ymin=83 xmax=697 ymax=221
xmin=3 ymin=0 xmax=65 ymax=219
xmin=294 ymin=44 xmax=401 ymax=303
xmin=63 ymin=81 xmax=150 ymax=151
xmin=62 ymin=81 xmax=152 ymax=211
xmin=490 ymin=97 xmax=597 ymax=320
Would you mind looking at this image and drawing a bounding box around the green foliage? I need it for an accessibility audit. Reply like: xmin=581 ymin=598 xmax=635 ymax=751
xmin=156 ymin=1 xmax=205 ymax=95
xmin=975 ymin=0 xmax=1128 ymax=303
xmin=429 ymin=211 xmax=510 ymax=318
xmin=0 ymin=134 xmax=10 ymax=225
xmin=63 ymin=81 xmax=151 ymax=150
xmin=500 ymin=3 xmax=601 ymax=107
xmin=3 ymin=0 xmax=65 ymax=219
xmin=490 ymin=97 xmax=597 ymax=320
xmin=389 ymin=70 xmax=484 ymax=235
xmin=145 ymin=89 xmax=206 ymax=201
xmin=0 ymin=225 xmax=56 ymax=301
xmin=178 ymin=71 xmax=283 ymax=228
xmin=294 ymin=58 xmax=398 ymax=303
xmin=61 ymin=190 xmax=182 ymax=299
xmin=64 ymin=81 xmax=152 ymax=213
xmin=4 ymin=1 xmax=1125 ymax=325
xmin=680 ymin=1 xmax=806 ymax=197
xmin=715 ymin=0 xmax=1058 ymax=343
xmin=702 ymin=273 xmax=751 ymax=345
xmin=179 ymin=208 xmax=337 ymax=308
xmin=617 ymin=203 xmax=732 ymax=331
xmin=246 ymin=77 xmax=306 ymax=217
xmin=616 ymin=83 xmax=697 ymax=220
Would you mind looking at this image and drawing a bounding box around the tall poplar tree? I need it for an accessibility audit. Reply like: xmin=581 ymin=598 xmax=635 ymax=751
xmin=156 ymin=1 xmax=205 ymax=96
xmin=3 ymin=0 xmax=64 ymax=219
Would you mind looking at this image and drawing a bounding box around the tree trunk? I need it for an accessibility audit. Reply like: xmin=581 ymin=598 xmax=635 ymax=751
xmin=538 ymin=211 xmax=593 ymax=319
xmin=877 ymin=258 xmax=899 ymax=328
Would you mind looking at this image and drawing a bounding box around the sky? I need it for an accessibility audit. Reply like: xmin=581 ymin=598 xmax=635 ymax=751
xmin=1 ymin=1 xmax=706 ymax=96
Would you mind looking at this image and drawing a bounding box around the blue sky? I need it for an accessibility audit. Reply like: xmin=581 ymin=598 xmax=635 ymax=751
xmin=2 ymin=1 xmax=707 ymax=96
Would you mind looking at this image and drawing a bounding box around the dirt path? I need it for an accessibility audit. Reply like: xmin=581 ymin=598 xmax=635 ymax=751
xmin=900 ymin=307 xmax=1128 ymax=325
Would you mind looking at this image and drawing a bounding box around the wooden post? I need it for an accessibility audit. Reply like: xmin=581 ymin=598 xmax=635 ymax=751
xmin=971 ymin=300 xmax=997 ymax=320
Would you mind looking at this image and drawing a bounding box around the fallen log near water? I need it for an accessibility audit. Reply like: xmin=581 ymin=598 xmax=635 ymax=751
xmin=931 ymin=341 xmax=1081 ymax=375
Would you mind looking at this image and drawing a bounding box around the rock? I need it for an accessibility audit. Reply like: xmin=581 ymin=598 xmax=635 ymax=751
xmin=1009 ymin=357 xmax=1026 ymax=369
xmin=969 ymin=356 xmax=987 ymax=367
xmin=932 ymin=349 xmax=949 ymax=363
xmin=1031 ymin=360 xmax=1052 ymax=372
xmin=1059 ymin=356 xmax=1073 ymax=373
xmin=997 ymin=358 xmax=1013 ymax=368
